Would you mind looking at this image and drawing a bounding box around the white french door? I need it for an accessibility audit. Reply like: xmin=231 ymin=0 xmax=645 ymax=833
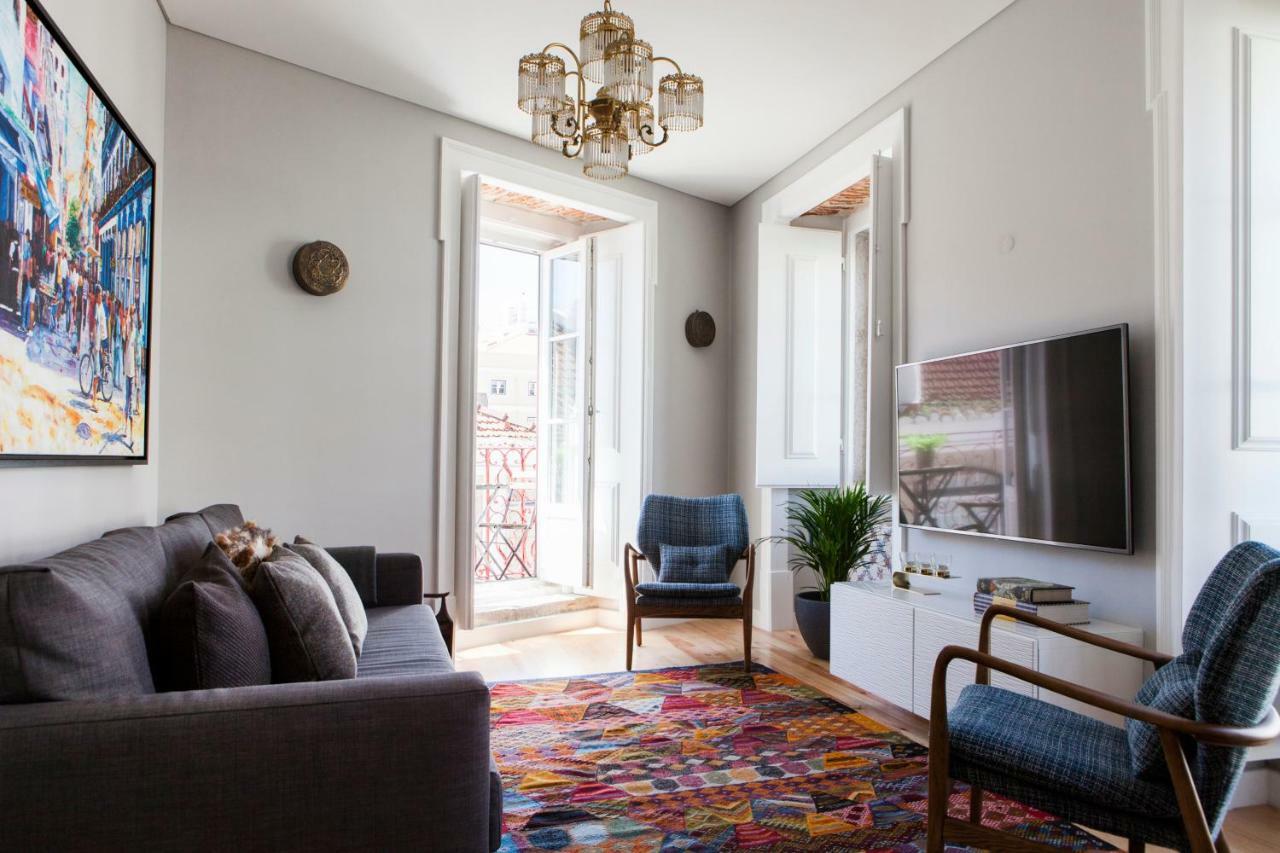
xmin=587 ymin=223 xmax=644 ymax=601
xmin=537 ymin=240 xmax=590 ymax=589
xmin=535 ymin=224 xmax=645 ymax=597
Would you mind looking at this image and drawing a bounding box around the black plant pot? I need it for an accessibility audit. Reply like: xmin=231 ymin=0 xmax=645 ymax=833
xmin=794 ymin=591 xmax=831 ymax=660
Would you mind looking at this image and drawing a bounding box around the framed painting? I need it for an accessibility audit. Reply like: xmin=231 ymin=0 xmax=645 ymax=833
xmin=0 ymin=0 xmax=155 ymax=461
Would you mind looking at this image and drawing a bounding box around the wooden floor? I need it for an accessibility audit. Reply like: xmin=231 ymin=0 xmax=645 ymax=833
xmin=457 ymin=618 xmax=1280 ymax=853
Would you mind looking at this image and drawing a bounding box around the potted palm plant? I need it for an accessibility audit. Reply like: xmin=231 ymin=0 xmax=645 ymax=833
xmin=769 ymin=485 xmax=892 ymax=659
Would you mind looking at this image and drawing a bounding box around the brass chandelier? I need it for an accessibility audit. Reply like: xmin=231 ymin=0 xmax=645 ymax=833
xmin=516 ymin=0 xmax=704 ymax=180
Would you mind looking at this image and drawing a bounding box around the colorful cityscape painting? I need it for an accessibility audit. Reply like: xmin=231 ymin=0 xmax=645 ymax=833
xmin=0 ymin=1 xmax=155 ymax=460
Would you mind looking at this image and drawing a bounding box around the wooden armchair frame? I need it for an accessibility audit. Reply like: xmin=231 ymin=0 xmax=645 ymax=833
xmin=926 ymin=605 xmax=1280 ymax=853
xmin=622 ymin=543 xmax=756 ymax=672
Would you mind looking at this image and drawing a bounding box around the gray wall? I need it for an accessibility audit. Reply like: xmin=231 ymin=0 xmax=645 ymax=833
xmin=0 ymin=0 xmax=167 ymax=565
xmin=158 ymin=29 xmax=733 ymax=586
xmin=731 ymin=0 xmax=1159 ymax=637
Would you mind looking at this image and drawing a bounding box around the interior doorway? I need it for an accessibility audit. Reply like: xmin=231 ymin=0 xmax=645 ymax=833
xmin=468 ymin=180 xmax=644 ymax=627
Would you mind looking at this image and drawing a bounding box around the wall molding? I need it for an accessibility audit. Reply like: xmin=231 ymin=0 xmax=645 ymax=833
xmin=1146 ymin=0 xmax=1184 ymax=654
xmin=1232 ymin=29 xmax=1280 ymax=451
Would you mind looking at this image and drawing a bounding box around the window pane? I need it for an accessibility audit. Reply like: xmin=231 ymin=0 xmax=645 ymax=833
xmin=550 ymin=337 xmax=578 ymax=419
xmin=548 ymin=422 xmax=581 ymax=505
xmin=550 ymin=254 xmax=582 ymax=336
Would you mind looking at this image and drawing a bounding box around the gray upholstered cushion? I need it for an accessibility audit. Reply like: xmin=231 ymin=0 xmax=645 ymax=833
xmin=657 ymin=543 xmax=732 ymax=584
xmin=156 ymin=544 xmax=272 ymax=691
xmin=289 ymin=541 xmax=369 ymax=657
xmin=357 ymin=605 xmax=453 ymax=679
xmin=0 ymin=525 xmax=172 ymax=702
xmin=249 ymin=547 xmax=356 ymax=682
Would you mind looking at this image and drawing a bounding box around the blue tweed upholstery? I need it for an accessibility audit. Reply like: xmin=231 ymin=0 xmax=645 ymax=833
xmin=636 ymin=494 xmax=748 ymax=576
xmin=636 ymin=595 xmax=743 ymax=609
xmin=1127 ymin=653 xmax=1199 ymax=780
xmin=952 ymin=760 xmax=1189 ymax=851
xmin=950 ymin=541 xmax=1280 ymax=851
xmin=634 ymin=582 xmax=741 ymax=599
xmin=657 ymin=543 xmax=732 ymax=584
xmin=950 ymin=684 xmax=1180 ymax=817
xmin=1189 ymin=549 xmax=1280 ymax=826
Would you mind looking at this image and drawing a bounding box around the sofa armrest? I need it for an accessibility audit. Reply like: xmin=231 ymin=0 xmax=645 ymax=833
xmin=376 ymin=552 xmax=424 ymax=605
xmin=0 ymin=672 xmax=494 ymax=852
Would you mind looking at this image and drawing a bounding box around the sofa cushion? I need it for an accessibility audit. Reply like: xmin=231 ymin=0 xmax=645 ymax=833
xmin=0 ymin=525 xmax=169 ymax=702
xmin=249 ymin=547 xmax=356 ymax=682
xmin=165 ymin=504 xmax=246 ymax=539
xmin=289 ymin=541 xmax=368 ymax=657
xmin=657 ymin=543 xmax=733 ymax=584
xmin=357 ymin=606 xmax=453 ymax=679
xmin=155 ymin=544 xmax=272 ymax=691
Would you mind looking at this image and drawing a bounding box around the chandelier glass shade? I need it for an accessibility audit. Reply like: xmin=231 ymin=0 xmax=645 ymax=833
xmin=516 ymin=0 xmax=703 ymax=180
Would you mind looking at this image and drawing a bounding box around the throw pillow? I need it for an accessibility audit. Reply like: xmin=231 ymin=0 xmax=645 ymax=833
xmin=214 ymin=521 xmax=279 ymax=580
xmin=248 ymin=546 xmax=356 ymax=682
xmin=658 ymin=543 xmax=734 ymax=585
xmin=155 ymin=543 xmax=272 ymax=691
xmin=287 ymin=540 xmax=368 ymax=657
xmin=1126 ymin=652 xmax=1199 ymax=780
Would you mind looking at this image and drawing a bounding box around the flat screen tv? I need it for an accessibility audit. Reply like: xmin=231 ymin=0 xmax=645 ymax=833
xmin=895 ymin=325 xmax=1132 ymax=553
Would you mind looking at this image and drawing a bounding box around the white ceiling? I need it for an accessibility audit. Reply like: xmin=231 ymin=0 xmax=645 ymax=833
xmin=161 ymin=0 xmax=1014 ymax=205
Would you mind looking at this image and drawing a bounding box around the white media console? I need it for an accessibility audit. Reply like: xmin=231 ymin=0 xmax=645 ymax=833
xmin=830 ymin=581 xmax=1146 ymax=726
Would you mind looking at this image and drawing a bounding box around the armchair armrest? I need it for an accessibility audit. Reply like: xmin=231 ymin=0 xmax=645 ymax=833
xmin=0 ymin=672 xmax=494 ymax=851
xmin=931 ymin=644 xmax=1280 ymax=748
xmin=977 ymin=604 xmax=1173 ymax=672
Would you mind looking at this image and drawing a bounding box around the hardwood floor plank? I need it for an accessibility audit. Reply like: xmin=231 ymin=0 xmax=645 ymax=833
xmin=456 ymin=619 xmax=1279 ymax=853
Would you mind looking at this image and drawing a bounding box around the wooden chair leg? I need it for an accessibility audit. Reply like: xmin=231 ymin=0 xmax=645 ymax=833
xmin=742 ymin=614 xmax=753 ymax=673
xmin=1158 ymin=729 xmax=1217 ymax=853
xmin=1130 ymin=841 xmax=1145 ymax=852
xmin=625 ymin=615 xmax=635 ymax=671
xmin=635 ymin=617 xmax=642 ymax=646
xmin=968 ymin=785 xmax=982 ymax=824
xmin=1215 ymin=831 xmax=1232 ymax=853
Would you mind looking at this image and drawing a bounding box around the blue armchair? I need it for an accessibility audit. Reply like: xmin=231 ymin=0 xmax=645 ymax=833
xmin=926 ymin=542 xmax=1280 ymax=853
xmin=623 ymin=494 xmax=755 ymax=672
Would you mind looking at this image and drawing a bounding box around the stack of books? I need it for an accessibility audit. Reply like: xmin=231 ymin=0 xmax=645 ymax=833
xmin=973 ymin=577 xmax=1090 ymax=625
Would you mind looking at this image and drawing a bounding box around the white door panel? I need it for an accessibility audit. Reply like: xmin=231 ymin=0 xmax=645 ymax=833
xmin=756 ymin=224 xmax=843 ymax=486
xmin=588 ymin=223 xmax=644 ymax=602
xmin=537 ymin=240 xmax=589 ymax=588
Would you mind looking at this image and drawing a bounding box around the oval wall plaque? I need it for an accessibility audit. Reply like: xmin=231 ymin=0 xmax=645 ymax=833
xmin=292 ymin=241 xmax=349 ymax=296
xmin=685 ymin=310 xmax=716 ymax=348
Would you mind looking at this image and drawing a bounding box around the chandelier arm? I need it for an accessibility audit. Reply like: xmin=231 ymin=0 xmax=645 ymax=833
xmin=640 ymin=121 xmax=671 ymax=148
xmin=541 ymin=42 xmax=583 ymax=71
xmin=651 ymin=55 xmax=685 ymax=75
xmin=561 ymin=134 xmax=584 ymax=158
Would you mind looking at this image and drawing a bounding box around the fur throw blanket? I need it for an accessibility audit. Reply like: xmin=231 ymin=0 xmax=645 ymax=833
xmin=214 ymin=521 xmax=279 ymax=578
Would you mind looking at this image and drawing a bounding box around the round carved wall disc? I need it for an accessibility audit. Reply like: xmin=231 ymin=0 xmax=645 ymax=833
xmin=292 ymin=241 xmax=349 ymax=296
xmin=685 ymin=310 xmax=716 ymax=348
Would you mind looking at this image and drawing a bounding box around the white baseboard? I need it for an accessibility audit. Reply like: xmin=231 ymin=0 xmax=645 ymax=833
xmin=1229 ymin=764 xmax=1280 ymax=809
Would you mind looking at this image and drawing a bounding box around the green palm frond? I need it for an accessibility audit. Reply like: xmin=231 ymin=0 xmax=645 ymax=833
xmin=763 ymin=484 xmax=892 ymax=602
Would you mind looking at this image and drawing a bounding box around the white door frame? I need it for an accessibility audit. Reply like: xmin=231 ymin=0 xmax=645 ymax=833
xmin=1146 ymin=0 xmax=1184 ymax=654
xmin=752 ymin=109 xmax=910 ymax=631
xmin=437 ymin=138 xmax=658 ymax=628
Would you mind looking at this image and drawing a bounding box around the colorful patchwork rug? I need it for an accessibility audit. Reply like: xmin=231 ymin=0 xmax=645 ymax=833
xmin=491 ymin=663 xmax=1113 ymax=851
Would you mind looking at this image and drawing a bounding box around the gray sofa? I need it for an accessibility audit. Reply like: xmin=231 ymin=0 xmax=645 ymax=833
xmin=0 ymin=504 xmax=502 ymax=852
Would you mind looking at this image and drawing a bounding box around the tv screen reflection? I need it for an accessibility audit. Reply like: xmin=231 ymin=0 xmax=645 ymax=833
xmin=896 ymin=326 xmax=1131 ymax=553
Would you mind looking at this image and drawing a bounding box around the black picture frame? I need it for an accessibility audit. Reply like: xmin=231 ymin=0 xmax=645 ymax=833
xmin=0 ymin=0 xmax=157 ymax=464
